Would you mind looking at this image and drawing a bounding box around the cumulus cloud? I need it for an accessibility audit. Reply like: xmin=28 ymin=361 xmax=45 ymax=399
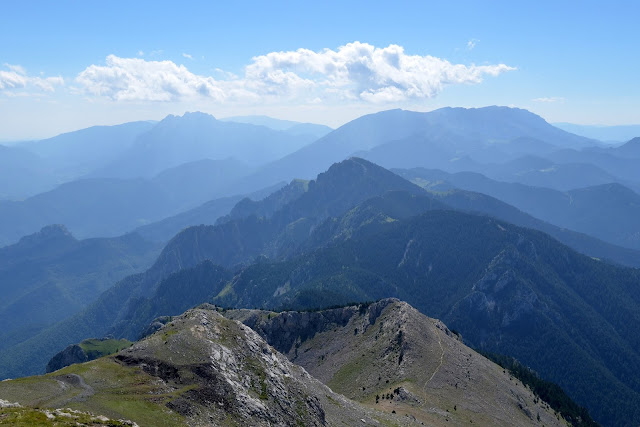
xmin=467 ymin=39 xmax=479 ymax=50
xmin=533 ymin=96 xmax=565 ymax=103
xmin=75 ymin=42 xmax=515 ymax=104
xmin=182 ymin=53 xmax=193 ymax=59
xmin=76 ymin=55 xmax=232 ymax=101
xmin=0 ymin=64 xmax=64 ymax=92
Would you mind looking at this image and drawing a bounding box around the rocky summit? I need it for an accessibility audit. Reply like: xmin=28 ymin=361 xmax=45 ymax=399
xmin=226 ymin=298 xmax=565 ymax=426
xmin=0 ymin=301 xmax=567 ymax=426
xmin=0 ymin=307 xmax=410 ymax=426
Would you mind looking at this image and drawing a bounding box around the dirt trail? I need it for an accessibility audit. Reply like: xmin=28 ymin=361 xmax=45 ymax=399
xmin=421 ymin=321 xmax=445 ymax=405
xmin=54 ymin=373 xmax=95 ymax=403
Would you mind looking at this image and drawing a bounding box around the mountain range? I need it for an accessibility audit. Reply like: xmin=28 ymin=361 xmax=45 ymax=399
xmin=2 ymin=106 xmax=640 ymax=426
xmin=0 ymin=158 xmax=638 ymax=425
xmin=396 ymin=167 xmax=640 ymax=251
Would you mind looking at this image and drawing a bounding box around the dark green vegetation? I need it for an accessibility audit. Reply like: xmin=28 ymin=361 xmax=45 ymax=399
xmin=480 ymin=351 xmax=597 ymax=427
xmin=0 ymin=158 xmax=431 ymax=380
xmin=209 ymin=204 xmax=640 ymax=425
xmin=78 ymin=338 xmax=132 ymax=359
xmin=0 ymin=225 xmax=159 ymax=355
xmin=3 ymin=154 xmax=640 ymax=426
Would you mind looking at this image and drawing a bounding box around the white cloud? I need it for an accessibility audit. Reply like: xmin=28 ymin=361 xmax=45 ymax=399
xmin=182 ymin=53 xmax=193 ymax=59
xmin=76 ymin=55 xmax=231 ymax=102
xmin=467 ymin=39 xmax=479 ymax=50
xmin=138 ymin=50 xmax=144 ymax=56
xmin=75 ymin=42 xmax=515 ymax=104
xmin=5 ymin=64 xmax=26 ymax=74
xmin=533 ymin=96 xmax=565 ymax=103
xmin=0 ymin=64 xmax=64 ymax=92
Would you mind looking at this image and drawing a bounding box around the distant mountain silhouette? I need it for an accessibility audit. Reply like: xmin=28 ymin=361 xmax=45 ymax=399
xmin=0 ymin=225 xmax=159 ymax=353
xmin=220 ymin=114 xmax=332 ymax=139
xmin=21 ymin=121 xmax=155 ymax=180
xmin=397 ymin=167 xmax=640 ymax=250
xmin=234 ymin=106 xmax=597 ymax=192
xmin=95 ymin=112 xmax=313 ymax=178
xmin=0 ymin=158 xmax=257 ymax=246
xmin=554 ymin=122 xmax=640 ymax=143
xmin=614 ymin=136 xmax=640 ymax=158
xmin=0 ymin=145 xmax=54 ymax=200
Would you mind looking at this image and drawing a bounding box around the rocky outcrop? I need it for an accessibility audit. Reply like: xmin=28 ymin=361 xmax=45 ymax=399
xmin=45 ymin=338 xmax=131 ymax=373
xmin=114 ymin=308 xmax=398 ymax=426
xmin=227 ymin=299 xmax=396 ymax=355
xmin=138 ymin=315 xmax=171 ymax=339
xmin=45 ymin=344 xmax=87 ymax=373
xmin=2 ymin=307 xmax=405 ymax=426
xmin=225 ymin=299 xmax=566 ymax=427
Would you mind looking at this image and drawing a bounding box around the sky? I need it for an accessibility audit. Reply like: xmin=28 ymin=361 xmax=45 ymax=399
xmin=1 ymin=0 xmax=639 ymax=140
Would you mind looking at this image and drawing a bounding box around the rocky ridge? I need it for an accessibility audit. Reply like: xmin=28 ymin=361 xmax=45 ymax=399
xmin=0 ymin=307 xmax=409 ymax=426
xmin=225 ymin=299 xmax=566 ymax=426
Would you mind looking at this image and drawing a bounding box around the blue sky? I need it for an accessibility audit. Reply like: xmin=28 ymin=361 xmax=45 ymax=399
xmin=1 ymin=0 xmax=638 ymax=140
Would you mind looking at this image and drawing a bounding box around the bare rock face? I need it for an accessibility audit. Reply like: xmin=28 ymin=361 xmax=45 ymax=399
xmin=45 ymin=344 xmax=87 ymax=373
xmin=2 ymin=307 xmax=408 ymax=426
xmin=114 ymin=308 xmax=405 ymax=426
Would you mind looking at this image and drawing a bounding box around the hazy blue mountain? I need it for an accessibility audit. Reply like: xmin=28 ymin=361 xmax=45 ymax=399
xmin=544 ymin=147 xmax=640 ymax=188
xmin=398 ymin=167 xmax=640 ymax=250
xmin=361 ymin=137 xmax=630 ymax=192
xmin=150 ymin=158 xmax=254 ymax=209
xmin=233 ymin=106 xmax=596 ymax=192
xmin=0 ymin=225 xmax=159 ymax=352
xmin=0 ymin=145 xmax=54 ymax=200
xmin=0 ymin=121 xmax=154 ymax=201
xmin=133 ymin=196 xmax=243 ymax=243
xmin=220 ymin=115 xmax=304 ymax=130
xmin=95 ymin=112 xmax=313 ymax=179
xmin=0 ymin=178 xmax=171 ymax=246
xmin=482 ymin=155 xmax=622 ymax=191
xmin=220 ymin=114 xmax=333 ymax=139
xmin=554 ymin=122 xmax=640 ymax=143
xmin=7 ymin=157 xmax=639 ymax=382
xmin=0 ymin=159 xmax=437 ymax=381
xmin=20 ymin=121 xmax=155 ymax=179
xmin=614 ymin=136 xmax=640 ymax=158
xmin=0 ymin=158 xmax=260 ymax=246
xmin=134 ymin=181 xmax=286 ymax=243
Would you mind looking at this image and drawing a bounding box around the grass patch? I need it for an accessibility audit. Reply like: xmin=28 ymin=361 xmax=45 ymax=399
xmin=78 ymin=338 xmax=132 ymax=359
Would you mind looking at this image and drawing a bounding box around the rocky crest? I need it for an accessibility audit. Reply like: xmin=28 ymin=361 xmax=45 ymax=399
xmin=1 ymin=307 xmax=408 ymax=426
xmin=45 ymin=344 xmax=87 ymax=373
xmin=226 ymin=299 xmax=566 ymax=426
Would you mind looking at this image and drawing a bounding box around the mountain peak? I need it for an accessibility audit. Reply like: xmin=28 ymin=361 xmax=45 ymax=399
xmin=19 ymin=224 xmax=74 ymax=243
xmin=1 ymin=224 xmax=77 ymax=257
